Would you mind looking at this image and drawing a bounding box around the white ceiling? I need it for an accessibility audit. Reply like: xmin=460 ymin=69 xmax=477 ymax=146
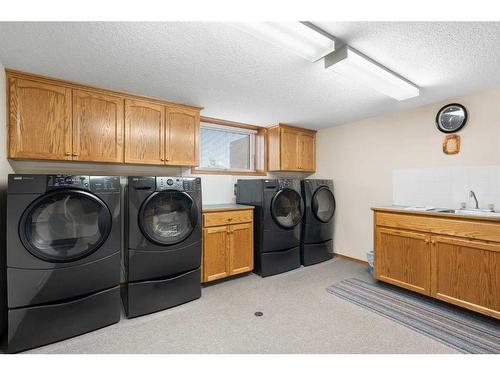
xmin=0 ymin=22 xmax=499 ymax=129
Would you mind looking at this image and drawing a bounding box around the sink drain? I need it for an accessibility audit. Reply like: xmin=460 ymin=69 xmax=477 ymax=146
xmin=254 ymin=311 xmax=263 ymax=317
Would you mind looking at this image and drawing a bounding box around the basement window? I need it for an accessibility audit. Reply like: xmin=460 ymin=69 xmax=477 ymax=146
xmin=193 ymin=120 xmax=266 ymax=175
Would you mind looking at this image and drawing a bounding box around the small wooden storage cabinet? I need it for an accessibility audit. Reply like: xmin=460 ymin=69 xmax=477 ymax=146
xmin=124 ymin=99 xmax=199 ymax=166
xmin=202 ymin=205 xmax=254 ymax=283
xmin=7 ymin=70 xmax=201 ymax=166
xmin=267 ymin=123 xmax=316 ymax=172
xmin=373 ymin=208 xmax=500 ymax=319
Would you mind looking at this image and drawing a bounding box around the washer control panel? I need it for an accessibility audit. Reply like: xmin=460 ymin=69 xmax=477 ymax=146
xmin=48 ymin=175 xmax=90 ymax=189
xmin=90 ymin=176 xmax=121 ymax=193
xmin=183 ymin=177 xmax=201 ymax=192
xmin=278 ymin=179 xmax=300 ymax=190
xmin=156 ymin=177 xmax=183 ymax=191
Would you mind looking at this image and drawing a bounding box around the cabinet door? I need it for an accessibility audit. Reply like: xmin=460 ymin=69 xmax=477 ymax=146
xmin=229 ymin=222 xmax=254 ymax=275
xmin=72 ymin=89 xmax=124 ymax=162
xmin=375 ymin=227 xmax=431 ymax=295
xmin=280 ymin=128 xmax=300 ymax=171
xmin=165 ymin=106 xmax=199 ymax=166
xmin=124 ymin=99 xmax=165 ymax=165
xmin=298 ymin=132 xmax=315 ymax=172
xmin=9 ymin=78 xmax=72 ymax=160
xmin=431 ymin=236 xmax=500 ymax=319
xmin=203 ymin=226 xmax=230 ymax=282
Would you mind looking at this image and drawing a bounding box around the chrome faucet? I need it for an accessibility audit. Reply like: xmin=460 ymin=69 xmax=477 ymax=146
xmin=469 ymin=190 xmax=479 ymax=209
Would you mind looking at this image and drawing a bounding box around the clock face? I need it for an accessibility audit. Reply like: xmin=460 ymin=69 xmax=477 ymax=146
xmin=436 ymin=103 xmax=468 ymax=133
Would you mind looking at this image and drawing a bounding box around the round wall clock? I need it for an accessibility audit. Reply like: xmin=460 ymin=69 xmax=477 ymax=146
xmin=436 ymin=103 xmax=468 ymax=133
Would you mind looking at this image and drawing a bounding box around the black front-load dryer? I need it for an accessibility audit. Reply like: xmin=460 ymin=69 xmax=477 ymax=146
xmin=236 ymin=179 xmax=303 ymax=277
xmin=5 ymin=174 xmax=121 ymax=353
xmin=122 ymin=176 xmax=202 ymax=318
xmin=301 ymin=179 xmax=336 ymax=266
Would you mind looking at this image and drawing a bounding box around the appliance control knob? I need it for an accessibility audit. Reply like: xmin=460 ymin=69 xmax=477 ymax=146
xmin=167 ymin=178 xmax=174 ymax=186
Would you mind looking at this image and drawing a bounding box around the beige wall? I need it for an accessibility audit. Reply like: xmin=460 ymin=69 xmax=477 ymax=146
xmin=314 ymin=88 xmax=500 ymax=260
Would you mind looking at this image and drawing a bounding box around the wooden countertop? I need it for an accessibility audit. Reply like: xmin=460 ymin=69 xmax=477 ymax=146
xmin=202 ymin=204 xmax=254 ymax=213
xmin=372 ymin=206 xmax=500 ymax=223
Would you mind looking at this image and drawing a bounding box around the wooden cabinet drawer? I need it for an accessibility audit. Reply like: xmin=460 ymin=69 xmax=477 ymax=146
xmin=203 ymin=210 xmax=253 ymax=227
xmin=375 ymin=212 xmax=500 ymax=243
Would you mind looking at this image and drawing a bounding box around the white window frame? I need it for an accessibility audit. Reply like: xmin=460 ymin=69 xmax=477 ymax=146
xmin=198 ymin=122 xmax=257 ymax=172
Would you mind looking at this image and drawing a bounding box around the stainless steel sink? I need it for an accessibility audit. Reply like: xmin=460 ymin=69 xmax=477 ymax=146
xmin=431 ymin=208 xmax=500 ymax=217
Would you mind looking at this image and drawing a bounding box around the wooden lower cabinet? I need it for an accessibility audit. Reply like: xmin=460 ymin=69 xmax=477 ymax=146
xmin=202 ymin=208 xmax=254 ymax=283
xmin=431 ymin=236 xmax=500 ymax=317
xmin=203 ymin=226 xmax=231 ymax=282
xmin=375 ymin=227 xmax=431 ymax=295
xmin=373 ymin=209 xmax=500 ymax=319
xmin=228 ymin=223 xmax=254 ymax=275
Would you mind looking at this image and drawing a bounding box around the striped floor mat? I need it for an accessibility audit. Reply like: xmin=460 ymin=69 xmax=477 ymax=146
xmin=327 ymin=278 xmax=500 ymax=354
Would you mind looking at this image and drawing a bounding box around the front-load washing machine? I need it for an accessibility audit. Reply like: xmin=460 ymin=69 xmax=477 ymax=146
xmin=300 ymin=179 xmax=336 ymax=266
xmin=122 ymin=176 xmax=202 ymax=318
xmin=6 ymin=174 xmax=121 ymax=353
xmin=236 ymin=179 xmax=303 ymax=277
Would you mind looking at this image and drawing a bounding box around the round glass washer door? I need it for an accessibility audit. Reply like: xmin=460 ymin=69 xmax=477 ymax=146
xmin=19 ymin=190 xmax=112 ymax=263
xmin=138 ymin=191 xmax=198 ymax=245
xmin=312 ymin=186 xmax=336 ymax=223
xmin=271 ymin=188 xmax=304 ymax=229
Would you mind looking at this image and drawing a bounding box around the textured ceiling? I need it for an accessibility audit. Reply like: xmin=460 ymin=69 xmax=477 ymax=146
xmin=0 ymin=22 xmax=499 ymax=129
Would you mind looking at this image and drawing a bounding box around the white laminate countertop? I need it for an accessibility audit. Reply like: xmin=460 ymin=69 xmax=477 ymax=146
xmin=372 ymin=205 xmax=500 ymax=222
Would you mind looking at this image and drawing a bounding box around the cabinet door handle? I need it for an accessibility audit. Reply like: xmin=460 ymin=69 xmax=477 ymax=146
xmin=431 ymin=240 xmax=436 ymax=245
xmin=72 ymin=152 xmax=79 ymax=157
xmin=65 ymin=152 xmax=71 ymax=156
xmin=425 ymin=239 xmax=430 ymax=244
xmin=161 ymin=158 xmax=164 ymax=161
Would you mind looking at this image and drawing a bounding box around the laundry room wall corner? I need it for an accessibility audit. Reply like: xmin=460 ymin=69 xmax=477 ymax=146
xmin=0 ymin=61 xmax=13 ymax=342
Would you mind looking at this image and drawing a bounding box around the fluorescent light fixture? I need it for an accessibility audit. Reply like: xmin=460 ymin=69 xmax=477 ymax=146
xmin=232 ymin=22 xmax=335 ymax=62
xmin=324 ymin=45 xmax=419 ymax=101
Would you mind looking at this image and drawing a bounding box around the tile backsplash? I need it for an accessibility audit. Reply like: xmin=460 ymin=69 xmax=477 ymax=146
xmin=393 ymin=166 xmax=500 ymax=211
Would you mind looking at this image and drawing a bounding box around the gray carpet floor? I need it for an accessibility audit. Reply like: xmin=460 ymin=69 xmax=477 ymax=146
xmin=27 ymin=258 xmax=458 ymax=354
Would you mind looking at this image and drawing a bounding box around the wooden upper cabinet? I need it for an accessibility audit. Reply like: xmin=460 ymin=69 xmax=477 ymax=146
xmin=6 ymin=70 xmax=202 ymax=166
xmin=280 ymin=128 xmax=300 ymax=171
xmin=8 ymin=78 xmax=72 ymax=160
xmin=124 ymin=99 xmax=165 ymax=165
xmin=299 ymin=132 xmax=316 ymax=171
xmin=165 ymin=106 xmax=200 ymax=166
xmin=267 ymin=124 xmax=316 ymax=172
xmin=72 ymin=89 xmax=124 ymax=163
